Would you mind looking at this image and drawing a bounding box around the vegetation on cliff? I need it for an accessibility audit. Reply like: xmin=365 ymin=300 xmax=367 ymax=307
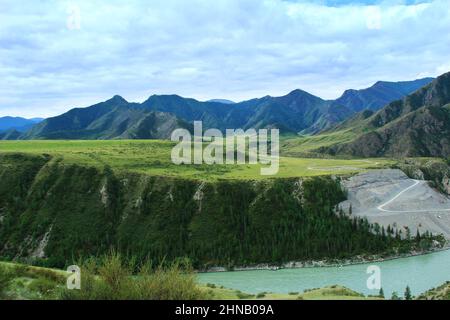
xmin=417 ymin=281 xmax=450 ymax=300
xmin=0 ymin=153 xmax=434 ymax=269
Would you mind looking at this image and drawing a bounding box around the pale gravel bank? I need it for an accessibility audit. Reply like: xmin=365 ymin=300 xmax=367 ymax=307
xmin=340 ymin=169 xmax=450 ymax=239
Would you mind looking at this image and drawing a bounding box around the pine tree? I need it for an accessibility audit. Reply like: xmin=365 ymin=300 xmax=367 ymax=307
xmin=404 ymin=286 xmax=412 ymax=300
xmin=391 ymin=291 xmax=400 ymax=300
xmin=405 ymin=227 xmax=411 ymax=240
xmin=379 ymin=288 xmax=385 ymax=299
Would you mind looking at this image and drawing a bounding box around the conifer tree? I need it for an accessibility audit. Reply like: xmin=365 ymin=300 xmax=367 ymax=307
xmin=404 ymin=286 xmax=412 ymax=300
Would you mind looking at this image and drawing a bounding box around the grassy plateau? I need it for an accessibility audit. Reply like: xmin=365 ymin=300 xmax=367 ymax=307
xmin=0 ymin=140 xmax=394 ymax=180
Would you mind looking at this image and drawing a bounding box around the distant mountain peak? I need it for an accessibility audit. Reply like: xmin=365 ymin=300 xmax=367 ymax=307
xmin=287 ymin=89 xmax=313 ymax=96
xmin=333 ymin=77 xmax=435 ymax=113
xmin=107 ymin=95 xmax=128 ymax=104
xmin=372 ymin=80 xmax=388 ymax=87
xmin=207 ymin=99 xmax=236 ymax=104
xmin=372 ymin=77 xmax=435 ymax=88
xmin=281 ymin=89 xmax=324 ymax=104
xmin=0 ymin=116 xmax=44 ymax=133
xmin=144 ymin=94 xmax=188 ymax=104
xmin=341 ymin=89 xmax=358 ymax=95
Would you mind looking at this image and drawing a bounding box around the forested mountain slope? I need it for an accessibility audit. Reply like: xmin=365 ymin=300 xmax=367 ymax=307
xmin=318 ymin=72 xmax=450 ymax=157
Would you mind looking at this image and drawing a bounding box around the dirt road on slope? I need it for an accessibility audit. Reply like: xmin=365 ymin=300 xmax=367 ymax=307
xmin=339 ymin=169 xmax=450 ymax=239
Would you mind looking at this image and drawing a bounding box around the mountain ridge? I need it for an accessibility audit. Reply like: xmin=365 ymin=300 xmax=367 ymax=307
xmin=317 ymin=72 xmax=450 ymax=157
xmin=0 ymin=116 xmax=43 ymax=133
xmin=9 ymin=77 xmax=435 ymax=140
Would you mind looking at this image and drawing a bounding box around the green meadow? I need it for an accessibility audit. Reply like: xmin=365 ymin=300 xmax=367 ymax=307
xmin=280 ymin=129 xmax=357 ymax=157
xmin=0 ymin=140 xmax=394 ymax=180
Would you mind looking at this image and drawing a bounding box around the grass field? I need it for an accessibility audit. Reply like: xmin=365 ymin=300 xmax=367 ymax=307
xmin=0 ymin=261 xmax=67 ymax=300
xmin=280 ymin=129 xmax=357 ymax=157
xmin=0 ymin=140 xmax=394 ymax=180
xmin=201 ymin=283 xmax=381 ymax=300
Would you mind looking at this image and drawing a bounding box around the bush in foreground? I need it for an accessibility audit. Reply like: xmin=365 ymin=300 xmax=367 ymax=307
xmin=59 ymin=252 xmax=207 ymax=300
xmin=0 ymin=265 xmax=14 ymax=299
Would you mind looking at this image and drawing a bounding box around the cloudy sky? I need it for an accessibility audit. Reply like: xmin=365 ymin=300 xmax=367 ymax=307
xmin=0 ymin=0 xmax=449 ymax=118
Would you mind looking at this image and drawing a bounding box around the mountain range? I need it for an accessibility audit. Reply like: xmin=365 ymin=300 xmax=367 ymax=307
xmin=3 ymin=77 xmax=433 ymax=141
xmin=318 ymin=72 xmax=450 ymax=157
xmin=0 ymin=117 xmax=43 ymax=140
xmin=0 ymin=116 xmax=43 ymax=132
xmin=332 ymin=78 xmax=434 ymax=113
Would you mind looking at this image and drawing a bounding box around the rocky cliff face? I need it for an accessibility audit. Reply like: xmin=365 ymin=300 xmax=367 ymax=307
xmin=396 ymin=159 xmax=450 ymax=195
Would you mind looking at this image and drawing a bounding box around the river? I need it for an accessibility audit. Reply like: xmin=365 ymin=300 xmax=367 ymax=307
xmin=197 ymin=250 xmax=450 ymax=297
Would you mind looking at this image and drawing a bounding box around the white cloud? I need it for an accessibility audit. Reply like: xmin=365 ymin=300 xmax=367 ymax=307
xmin=0 ymin=0 xmax=449 ymax=117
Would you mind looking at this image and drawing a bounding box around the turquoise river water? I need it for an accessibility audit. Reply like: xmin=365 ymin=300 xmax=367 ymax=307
xmin=197 ymin=250 xmax=450 ymax=297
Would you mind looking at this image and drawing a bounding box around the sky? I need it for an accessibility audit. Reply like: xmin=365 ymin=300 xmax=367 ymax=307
xmin=0 ymin=0 xmax=449 ymax=118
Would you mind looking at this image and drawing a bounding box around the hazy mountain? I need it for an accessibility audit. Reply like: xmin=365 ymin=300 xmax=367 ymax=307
xmin=206 ymin=99 xmax=236 ymax=104
xmin=15 ymin=76 xmax=436 ymax=140
xmin=0 ymin=129 xmax=21 ymax=140
xmin=116 ymin=111 xmax=193 ymax=140
xmin=332 ymin=78 xmax=434 ymax=113
xmin=243 ymin=89 xmax=330 ymax=133
xmin=21 ymin=96 xmax=191 ymax=140
xmin=0 ymin=116 xmax=43 ymax=132
xmin=299 ymin=78 xmax=434 ymax=133
xmin=141 ymin=94 xmax=235 ymax=130
xmin=319 ymin=72 xmax=450 ymax=157
xmin=142 ymin=89 xmax=332 ymax=133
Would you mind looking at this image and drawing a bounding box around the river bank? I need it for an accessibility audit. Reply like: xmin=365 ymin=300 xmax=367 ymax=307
xmin=197 ymin=248 xmax=450 ymax=296
xmin=198 ymin=243 xmax=450 ymax=273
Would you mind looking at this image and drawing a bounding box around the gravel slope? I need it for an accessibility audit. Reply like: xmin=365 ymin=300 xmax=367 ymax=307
xmin=340 ymin=169 xmax=450 ymax=238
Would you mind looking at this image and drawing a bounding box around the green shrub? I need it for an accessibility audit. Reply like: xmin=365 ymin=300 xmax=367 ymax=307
xmin=13 ymin=264 xmax=30 ymax=277
xmin=236 ymin=292 xmax=255 ymax=299
xmin=59 ymin=252 xmax=207 ymax=300
xmin=28 ymin=268 xmax=65 ymax=283
xmin=28 ymin=278 xmax=58 ymax=296
xmin=12 ymin=263 xmax=64 ymax=282
xmin=0 ymin=265 xmax=14 ymax=299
